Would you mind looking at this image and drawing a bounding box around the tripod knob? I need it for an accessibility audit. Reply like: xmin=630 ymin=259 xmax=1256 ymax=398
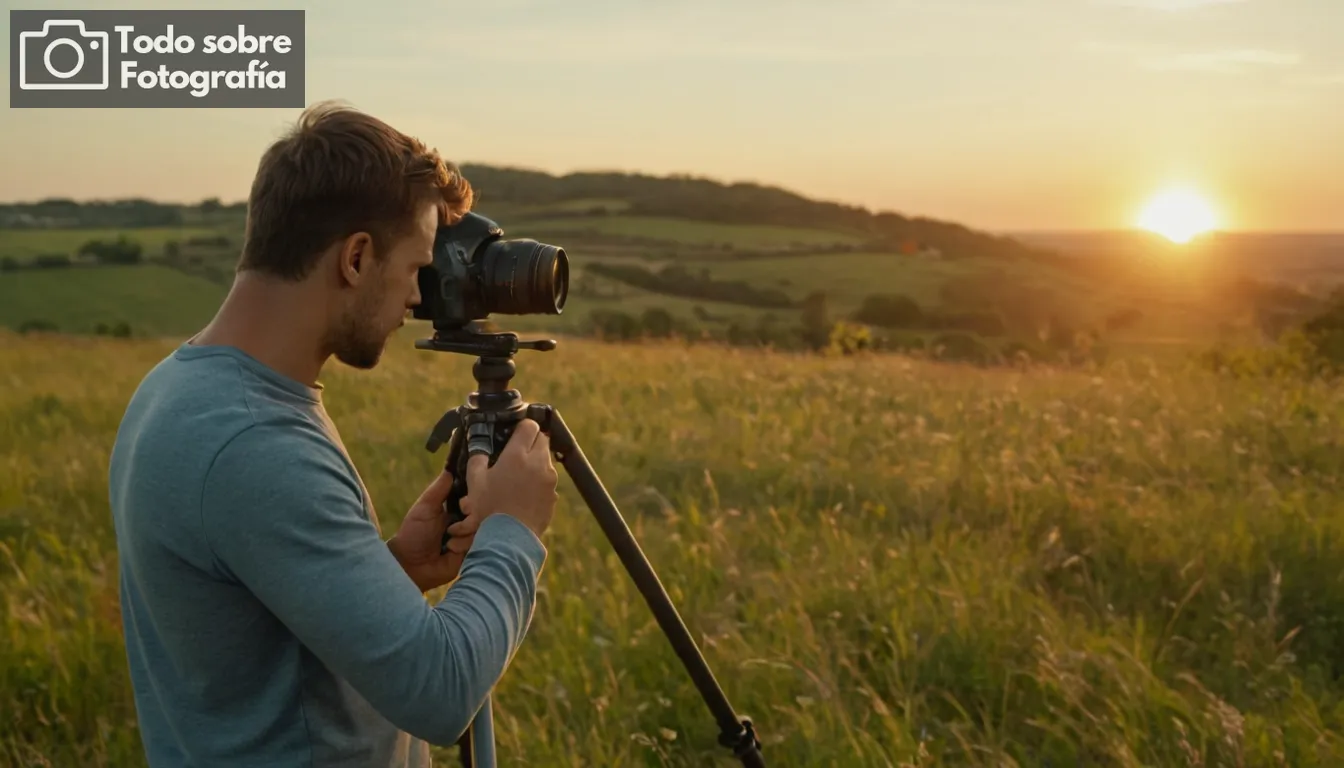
xmin=465 ymin=420 xmax=517 ymax=460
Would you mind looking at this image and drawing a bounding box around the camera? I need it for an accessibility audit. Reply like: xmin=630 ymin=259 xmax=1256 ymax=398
xmin=414 ymin=212 xmax=569 ymax=332
xmin=18 ymin=19 xmax=110 ymax=91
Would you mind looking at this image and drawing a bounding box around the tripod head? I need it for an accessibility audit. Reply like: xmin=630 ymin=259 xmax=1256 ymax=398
xmin=415 ymin=322 xmax=557 ymax=458
xmin=414 ymin=322 xmax=559 ymax=359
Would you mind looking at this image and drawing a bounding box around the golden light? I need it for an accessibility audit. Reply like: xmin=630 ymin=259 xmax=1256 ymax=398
xmin=1136 ymin=187 xmax=1220 ymax=244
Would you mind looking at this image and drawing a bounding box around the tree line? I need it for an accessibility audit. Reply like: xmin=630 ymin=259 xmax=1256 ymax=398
xmin=583 ymin=262 xmax=796 ymax=309
xmin=2 ymin=166 xmax=1062 ymax=265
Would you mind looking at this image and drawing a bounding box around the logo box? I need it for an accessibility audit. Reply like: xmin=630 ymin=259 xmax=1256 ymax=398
xmin=10 ymin=9 xmax=305 ymax=108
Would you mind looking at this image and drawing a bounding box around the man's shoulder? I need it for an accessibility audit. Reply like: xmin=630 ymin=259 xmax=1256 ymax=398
xmin=210 ymin=417 xmax=348 ymax=478
xmin=123 ymin=343 xmax=326 ymax=435
xmin=112 ymin=344 xmax=342 ymax=493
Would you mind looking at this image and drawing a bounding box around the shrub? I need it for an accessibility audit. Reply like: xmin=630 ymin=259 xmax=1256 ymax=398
xmin=587 ymin=309 xmax=641 ymax=341
xmin=18 ymin=319 xmax=58 ymax=334
xmin=929 ymin=331 xmax=991 ymax=365
xmin=640 ymin=307 xmax=675 ymax=338
xmin=853 ymin=293 xmax=923 ymax=328
xmin=1300 ymin=299 xmax=1344 ymax=371
xmin=33 ymin=254 xmax=72 ymax=268
xmin=825 ymin=320 xmax=872 ymax=357
xmin=1198 ymin=331 xmax=1316 ymax=379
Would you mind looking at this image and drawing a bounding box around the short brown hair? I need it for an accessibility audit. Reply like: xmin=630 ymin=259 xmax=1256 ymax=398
xmin=237 ymin=100 xmax=474 ymax=280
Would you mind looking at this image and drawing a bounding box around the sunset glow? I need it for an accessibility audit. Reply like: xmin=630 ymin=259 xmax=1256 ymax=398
xmin=1136 ymin=188 xmax=1220 ymax=244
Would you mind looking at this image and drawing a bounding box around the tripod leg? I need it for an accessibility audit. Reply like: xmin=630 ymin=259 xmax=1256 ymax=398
xmin=541 ymin=407 xmax=765 ymax=767
xmin=455 ymin=716 xmax=473 ymax=768
xmin=435 ymin=414 xmax=496 ymax=767
xmin=455 ymin=695 xmax=495 ymax=768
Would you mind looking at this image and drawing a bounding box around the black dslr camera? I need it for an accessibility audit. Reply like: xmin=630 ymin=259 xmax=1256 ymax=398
xmin=413 ymin=211 xmax=569 ymax=332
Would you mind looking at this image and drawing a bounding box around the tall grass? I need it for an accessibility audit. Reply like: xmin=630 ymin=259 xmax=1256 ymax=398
xmin=3 ymin=326 xmax=1344 ymax=766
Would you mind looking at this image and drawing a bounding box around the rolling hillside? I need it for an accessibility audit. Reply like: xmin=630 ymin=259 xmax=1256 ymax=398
xmin=3 ymin=166 xmax=1341 ymax=360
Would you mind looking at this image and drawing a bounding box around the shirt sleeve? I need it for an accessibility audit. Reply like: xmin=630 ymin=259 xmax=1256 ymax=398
xmin=199 ymin=420 xmax=546 ymax=746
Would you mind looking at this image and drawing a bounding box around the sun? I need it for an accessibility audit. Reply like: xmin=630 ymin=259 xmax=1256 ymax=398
xmin=1136 ymin=187 xmax=1220 ymax=244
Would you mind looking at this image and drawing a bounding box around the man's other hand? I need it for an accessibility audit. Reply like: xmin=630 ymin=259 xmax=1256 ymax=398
xmin=447 ymin=418 xmax=558 ymax=542
xmin=388 ymin=470 xmax=465 ymax=593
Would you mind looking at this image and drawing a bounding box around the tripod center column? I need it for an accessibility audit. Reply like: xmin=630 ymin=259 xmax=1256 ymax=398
xmin=473 ymin=356 xmax=517 ymax=394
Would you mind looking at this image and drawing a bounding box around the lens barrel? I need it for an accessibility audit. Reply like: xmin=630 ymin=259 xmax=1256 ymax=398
xmin=480 ymin=239 xmax=568 ymax=316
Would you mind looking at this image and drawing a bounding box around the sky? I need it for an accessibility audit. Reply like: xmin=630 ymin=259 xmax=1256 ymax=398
xmin=2 ymin=0 xmax=1341 ymax=232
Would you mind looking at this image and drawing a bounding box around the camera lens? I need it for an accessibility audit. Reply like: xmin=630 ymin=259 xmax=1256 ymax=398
xmin=480 ymin=239 xmax=568 ymax=316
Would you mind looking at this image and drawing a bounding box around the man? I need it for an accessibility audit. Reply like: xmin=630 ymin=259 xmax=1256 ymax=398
xmin=107 ymin=100 xmax=558 ymax=767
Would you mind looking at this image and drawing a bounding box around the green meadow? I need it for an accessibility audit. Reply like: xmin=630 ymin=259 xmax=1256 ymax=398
xmin=5 ymin=328 xmax=1344 ymax=766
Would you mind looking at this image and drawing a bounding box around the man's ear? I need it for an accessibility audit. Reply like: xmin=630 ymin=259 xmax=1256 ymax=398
xmin=336 ymin=232 xmax=376 ymax=287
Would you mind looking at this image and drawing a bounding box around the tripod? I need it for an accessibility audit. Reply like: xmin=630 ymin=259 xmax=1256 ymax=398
xmin=415 ymin=327 xmax=765 ymax=768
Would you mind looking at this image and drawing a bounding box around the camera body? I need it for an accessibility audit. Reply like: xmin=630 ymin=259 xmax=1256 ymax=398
xmin=19 ymin=20 xmax=110 ymax=90
xmin=414 ymin=212 xmax=569 ymax=332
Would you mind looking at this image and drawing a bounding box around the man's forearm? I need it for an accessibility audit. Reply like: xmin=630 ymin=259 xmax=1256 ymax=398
xmin=387 ymin=538 xmax=435 ymax=592
xmin=381 ymin=514 xmax=546 ymax=743
xmin=203 ymin=425 xmax=548 ymax=748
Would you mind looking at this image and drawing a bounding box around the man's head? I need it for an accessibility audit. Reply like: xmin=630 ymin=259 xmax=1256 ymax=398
xmin=238 ymin=100 xmax=474 ymax=369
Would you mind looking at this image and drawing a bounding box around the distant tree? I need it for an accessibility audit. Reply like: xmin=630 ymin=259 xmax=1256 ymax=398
xmin=640 ymin=307 xmax=675 ymax=338
xmin=1104 ymin=307 xmax=1143 ymax=332
xmin=930 ymin=331 xmax=991 ymax=364
xmin=588 ymin=309 xmax=641 ymax=341
xmin=1300 ymin=297 xmax=1344 ymax=370
xmin=79 ymin=235 xmax=142 ymax=265
xmin=853 ymin=293 xmax=923 ymax=328
xmin=928 ymin=310 xmax=1006 ymax=337
xmin=800 ymin=290 xmax=830 ymax=350
xmin=19 ymin=319 xmax=58 ymax=333
xmin=34 ymin=254 xmax=72 ymax=268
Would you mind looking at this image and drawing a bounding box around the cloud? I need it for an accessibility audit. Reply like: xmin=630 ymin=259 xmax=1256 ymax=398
xmin=1140 ymin=49 xmax=1301 ymax=73
xmin=1079 ymin=41 xmax=1301 ymax=74
xmin=1092 ymin=0 xmax=1251 ymax=10
xmin=1292 ymin=73 xmax=1344 ymax=86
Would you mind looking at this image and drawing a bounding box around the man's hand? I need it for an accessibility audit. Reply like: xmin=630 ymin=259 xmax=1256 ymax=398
xmin=447 ymin=418 xmax=559 ymax=542
xmin=388 ymin=470 xmax=469 ymax=593
xmin=389 ymin=419 xmax=558 ymax=592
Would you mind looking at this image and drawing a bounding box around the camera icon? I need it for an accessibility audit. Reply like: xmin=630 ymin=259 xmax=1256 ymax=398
xmin=18 ymin=20 xmax=110 ymax=90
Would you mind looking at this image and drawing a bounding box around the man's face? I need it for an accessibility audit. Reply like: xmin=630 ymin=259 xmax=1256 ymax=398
xmin=331 ymin=202 xmax=437 ymax=369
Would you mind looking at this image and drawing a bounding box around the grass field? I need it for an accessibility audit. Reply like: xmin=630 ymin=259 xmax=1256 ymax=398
xmin=0 ymin=264 xmax=228 ymax=336
xmin=5 ymin=327 xmax=1344 ymax=766
xmin=0 ymin=227 xmax=222 ymax=261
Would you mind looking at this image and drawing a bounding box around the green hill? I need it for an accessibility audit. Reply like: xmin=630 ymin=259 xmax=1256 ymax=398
xmin=3 ymin=166 xmax=1339 ymax=358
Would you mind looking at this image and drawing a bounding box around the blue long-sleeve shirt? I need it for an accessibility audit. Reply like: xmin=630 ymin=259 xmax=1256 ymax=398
xmin=108 ymin=340 xmax=546 ymax=767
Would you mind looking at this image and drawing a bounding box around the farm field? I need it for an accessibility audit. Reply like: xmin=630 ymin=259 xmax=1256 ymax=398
xmin=0 ymin=227 xmax=221 ymax=262
xmin=0 ymin=264 xmax=228 ymax=336
xmin=5 ymin=329 xmax=1344 ymax=766
xmin=670 ymin=252 xmax=1087 ymax=313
